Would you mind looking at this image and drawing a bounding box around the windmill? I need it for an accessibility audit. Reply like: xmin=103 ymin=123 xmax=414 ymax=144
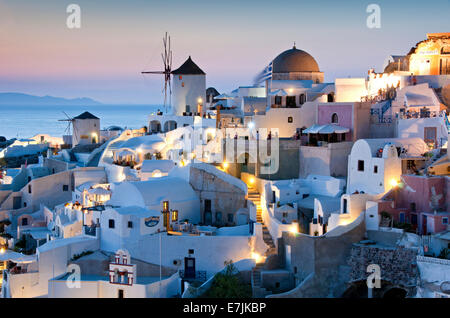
xmin=142 ymin=32 xmax=173 ymax=114
xmin=58 ymin=111 xmax=79 ymax=144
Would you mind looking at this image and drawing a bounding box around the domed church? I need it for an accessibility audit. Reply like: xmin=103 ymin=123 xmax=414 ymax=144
xmin=272 ymin=45 xmax=324 ymax=83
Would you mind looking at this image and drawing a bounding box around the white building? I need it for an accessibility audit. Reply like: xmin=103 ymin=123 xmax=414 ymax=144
xmin=347 ymin=138 xmax=428 ymax=195
xmin=171 ymin=56 xmax=206 ymax=116
xmin=71 ymin=112 xmax=100 ymax=146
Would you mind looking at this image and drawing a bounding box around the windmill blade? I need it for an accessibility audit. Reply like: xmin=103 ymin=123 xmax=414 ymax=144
xmin=141 ymin=71 xmax=165 ymax=74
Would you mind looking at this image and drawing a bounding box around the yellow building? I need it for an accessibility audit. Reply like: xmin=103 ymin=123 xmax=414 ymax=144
xmin=409 ymin=33 xmax=450 ymax=75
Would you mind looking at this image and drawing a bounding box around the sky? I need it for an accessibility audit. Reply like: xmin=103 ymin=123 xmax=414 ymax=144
xmin=0 ymin=0 xmax=449 ymax=104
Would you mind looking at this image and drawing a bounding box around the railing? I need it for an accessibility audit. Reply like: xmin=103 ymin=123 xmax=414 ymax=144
xmin=179 ymin=270 xmax=207 ymax=283
xmin=396 ymin=110 xmax=446 ymax=120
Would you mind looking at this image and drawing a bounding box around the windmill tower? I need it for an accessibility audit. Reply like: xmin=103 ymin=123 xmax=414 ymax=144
xmin=142 ymin=32 xmax=173 ymax=114
xmin=59 ymin=111 xmax=100 ymax=147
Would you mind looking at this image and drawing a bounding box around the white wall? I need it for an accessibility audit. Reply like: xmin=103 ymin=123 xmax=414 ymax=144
xmin=172 ymin=74 xmax=206 ymax=116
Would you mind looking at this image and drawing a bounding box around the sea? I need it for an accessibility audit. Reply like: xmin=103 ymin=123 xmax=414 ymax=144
xmin=0 ymin=105 xmax=163 ymax=139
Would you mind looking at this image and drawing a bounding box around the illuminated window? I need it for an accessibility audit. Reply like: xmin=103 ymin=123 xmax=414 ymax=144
xmin=181 ymin=82 xmax=185 ymax=87
xmin=179 ymin=75 xmax=183 ymax=80
xmin=288 ymin=116 xmax=293 ymax=123
xmin=172 ymin=210 xmax=178 ymax=222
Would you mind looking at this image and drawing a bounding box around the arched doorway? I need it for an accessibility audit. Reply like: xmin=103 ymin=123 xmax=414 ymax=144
xmin=150 ymin=120 xmax=161 ymax=133
xmin=327 ymin=93 xmax=335 ymax=103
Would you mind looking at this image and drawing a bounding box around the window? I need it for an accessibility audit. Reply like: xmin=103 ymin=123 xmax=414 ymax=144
xmin=411 ymin=214 xmax=418 ymax=225
xmin=28 ymin=176 xmax=31 ymax=182
xmin=23 ymin=202 xmax=27 ymax=208
xmin=286 ymin=96 xmax=296 ymax=108
xmin=275 ymin=282 xmax=280 ymax=288
xmin=62 ymin=185 xmax=69 ymax=192
xmin=118 ymin=289 xmax=124 ymax=298
xmin=274 ymin=96 xmax=282 ymax=105
xmin=181 ymin=82 xmax=185 ymax=87
xmin=343 ymin=199 xmax=348 ymax=214
xmin=109 ymin=219 xmax=115 ymax=229
xmin=188 ymin=249 xmax=194 ymax=255
xmin=443 ymin=218 xmax=449 ymax=225
xmin=172 ymin=210 xmax=178 ymax=222
xmin=22 ymin=218 xmax=28 ymax=226
xmin=410 ymin=203 xmax=416 ymax=212
xmin=127 ymin=221 xmax=133 ymax=228
xmin=373 ymin=165 xmax=378 ymax=174
xmin=179 ymin=75 xmax=182 ymax=80
xmin=299 ymin=94 xmax=306 ymax=105
xmin=288 ymin=116 xmax=293 ymax=123
xmin=227 ymin=213 xmax=234 ymax=223
xmin=331 ymin=113 xmax=338 ymax=124
xmin=28 ymin=185 xmax=32 ymax=194
xmin=327 ymin=93 xmax=334 ymax=103
xmin=357 ymin=160 xmax=364 ymax=172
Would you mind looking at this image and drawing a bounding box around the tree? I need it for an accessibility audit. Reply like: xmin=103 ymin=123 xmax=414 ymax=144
xmin=202 ymin=261 xmax=252 ymax=298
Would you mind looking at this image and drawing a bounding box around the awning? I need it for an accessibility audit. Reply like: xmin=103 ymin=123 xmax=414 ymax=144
xmin=303 ymin=124 xmax=349 ymax=134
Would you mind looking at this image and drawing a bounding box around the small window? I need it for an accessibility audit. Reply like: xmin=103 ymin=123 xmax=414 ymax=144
xmin=343 ymin=199 xmax=348 ymax=214
xmin=331 ymin=113 xmax=338 ymax=124
xmin=288 ymin=116 xmax=293 ymax=123
xmin=62 ymin=185 xmax=69 ymax=192
xmin=188 ymin=249 xmax=194 ymax=255
xmin=118 ymin=289 xmax=124 ymax=298
xmin=22 ymin=218 xmax=28 ymax=226
xmin=358 ymin=160 xmax=364 ymax=172
xmin=443 ymin=218 xmax=449 ymax=225
xmin=109 ymin=219 xmax=115 ymax=229
xmin=373 ymin=165 xmax=378 ymax=174
xmin=127 ymin=221 xmax=133 ymax=228
xmin=274 ymin=96 xmax=282 ymax=105
xmin=275 ymin=282 xmax=280 ymax=288
xmin=28 ymin=185 xmax=32 ymax=194
xmin=28 ymin=176 xmax=31 ymax=182
xmin=179 ymin=75 xmax=182 ymax=80
xmin=410 ymin=203 xmax=416 ymax=212
xmin=181 ymin=82 xmax=185 ymax=87
xmin=299 ymin=94 xmax=306 ymax=105
xmin=227 ymin=213 xmax=234 ymax=223
xmin=24 ymin=202 xmax=27 ymax=207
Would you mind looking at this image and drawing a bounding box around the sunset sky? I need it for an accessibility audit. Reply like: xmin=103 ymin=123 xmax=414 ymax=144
xmin=0 ymin=0 xmax=449 ymax=104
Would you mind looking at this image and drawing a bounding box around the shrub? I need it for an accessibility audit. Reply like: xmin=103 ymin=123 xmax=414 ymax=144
xmin=202 ymin=261 xmax=252 ymax=298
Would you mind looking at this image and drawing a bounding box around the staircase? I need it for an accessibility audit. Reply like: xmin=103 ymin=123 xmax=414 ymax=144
xmin=247 ymin=186 xmax=277 ymax=298
xmin=247 ymin=187 xmax=276 ymax=256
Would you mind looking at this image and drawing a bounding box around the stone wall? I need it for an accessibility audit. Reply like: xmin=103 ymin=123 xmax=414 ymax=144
xmin=347 ymin=244 xmax=419 ymax=288
xmin=189 ymin=166 xmax=246 ymax=225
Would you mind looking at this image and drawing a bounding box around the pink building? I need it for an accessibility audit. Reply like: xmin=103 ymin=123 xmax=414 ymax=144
xmin=378 ymin=174 xmax=449 ymax=234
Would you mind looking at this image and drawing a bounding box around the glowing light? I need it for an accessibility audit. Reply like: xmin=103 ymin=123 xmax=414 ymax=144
xmin=251 ymin=252 xmax=265 ymax=264
xmin=223 ymin=161 xmax=229 ymax=169
xmin=197 ymin=97 xmax=203 ymax=104
xmin=289 ymin=224 xmax=298 ymax=234
xmin=390 ymin=179 xmax=399 ymax=187
xmin=288 ymin=88 xmax=294 ymax=93
xmin=136 ymin=148 xmax=143 ymax=154
xmin=0 ymin=247 xmax=5 ymax=254
xmin=248 ymin=122 xmax=255 ymax=129
xmin=179 ymin=160 xmax=186 ymax=167
xmin=249 ymin=177 xmax=255 ymax=184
